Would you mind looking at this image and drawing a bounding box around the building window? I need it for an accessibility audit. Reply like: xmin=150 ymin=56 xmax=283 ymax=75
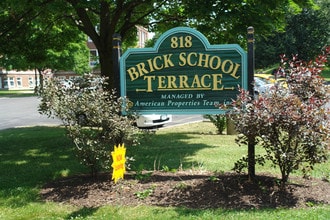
xmin=9 ymin=77 xmax=15 ymax=88
xmin=90 ymin=49 xmax=99 ymax=67
xmin=28 ymin=77 xmax=34 ymax=88
xmin=4 ymin=79 xmax=8 ymax=88
xmin=136 ymin=26 xmax=148 ymax=48
xmin=17 ymin=77 xmax=22 ymax=87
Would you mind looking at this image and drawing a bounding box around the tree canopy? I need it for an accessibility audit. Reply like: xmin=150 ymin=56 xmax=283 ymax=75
xmin=255 ymin=1 xmax=330 ymax=69
xmin=0 ymin=0 xmax=90 ymax=74
xmin=0 ymin=0 xmax=317 ymax=89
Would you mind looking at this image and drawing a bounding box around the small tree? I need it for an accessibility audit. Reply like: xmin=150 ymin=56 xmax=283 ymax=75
xmin=203 ymin=114 xmax=226 ymax=134
xmin=39 ymin=74 xmax=140 ymax=176
xmin=231 ymin=46 xmax=330 ymax=184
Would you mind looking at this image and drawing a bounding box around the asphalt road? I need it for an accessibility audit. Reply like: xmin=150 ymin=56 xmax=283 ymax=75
xmin=0 ymin=96 xmax=62 ymax=130
xmin=1 ymin=96 xmax=328 ymax=131
xmin=0 ymin=96 xmax=204 ymax=130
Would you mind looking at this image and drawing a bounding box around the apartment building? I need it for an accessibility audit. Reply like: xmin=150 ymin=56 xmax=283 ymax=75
xmin=0 ymin=69 xmax=39 ymax=90
xmin=0 ymin=68 xmax=84 ymax=91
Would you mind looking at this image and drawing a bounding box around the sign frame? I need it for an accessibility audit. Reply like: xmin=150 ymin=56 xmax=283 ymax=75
xmin=120 ymin=27 xmax=247 ymax=115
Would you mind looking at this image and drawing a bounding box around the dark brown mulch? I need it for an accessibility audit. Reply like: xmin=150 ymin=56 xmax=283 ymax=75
xmin=40 ymin=171 xmax=330 ymax=209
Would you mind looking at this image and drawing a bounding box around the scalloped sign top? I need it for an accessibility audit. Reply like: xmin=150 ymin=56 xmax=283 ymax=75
xmin=120 ymin=27 xmax=247 ymax=114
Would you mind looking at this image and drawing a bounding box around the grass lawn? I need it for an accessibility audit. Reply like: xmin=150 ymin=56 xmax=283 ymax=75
xmin=322 ymin=67 xmax=330 ymax=81
xmin=258 ymin=66 xmax=330 ymax=81
xmin=0 ymin=90 xmax=35 ymax=97
xmin=0 ymin=123 xmax=329 ymax=219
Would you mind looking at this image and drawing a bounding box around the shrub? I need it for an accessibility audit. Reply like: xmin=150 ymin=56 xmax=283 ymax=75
xmin=39 ymin=74 xmax=140 ymax=176
xmin=203 ymin=114 xmax=226 ymax=134
xmin=231 ymin=46 xmax=330 ymax=184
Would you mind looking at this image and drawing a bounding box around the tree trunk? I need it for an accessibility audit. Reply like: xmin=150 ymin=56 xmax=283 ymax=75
xmin=38 ymin=68 xmax=44 ymax=94
xmin=248 ymin=138 xmax=256 ymax=181
xmin=99 ymin=49 xmax=115 ymax=90
xmin=280 ymin=172 xmax=289 ymax=189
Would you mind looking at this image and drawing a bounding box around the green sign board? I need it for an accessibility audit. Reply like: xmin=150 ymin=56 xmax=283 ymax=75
xmin=120 ymin=27 xmax=247 ymax=114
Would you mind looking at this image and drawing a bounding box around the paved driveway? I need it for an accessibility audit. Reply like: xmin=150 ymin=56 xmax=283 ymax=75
xmin=0 ymin=96 xmax=61 ymax=130
xmin=0 ymin=95 xmax=328 ymax=131
xmin=0 ymin=96 xmax=204 ymax=130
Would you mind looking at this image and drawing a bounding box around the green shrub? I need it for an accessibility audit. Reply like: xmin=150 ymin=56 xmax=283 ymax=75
xmin=203 ymin=114 xmax=226 ymax=134
xmin=231 ymin=47 xmax=330 ymax=184
xmin=39 ymin=74 xmax=140 ymax=176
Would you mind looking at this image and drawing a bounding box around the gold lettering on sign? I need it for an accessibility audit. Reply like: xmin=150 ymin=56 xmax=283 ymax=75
xmin=127 ymin=34 xmax=242 ymax=93
xmin=140 ymin=73 xmax=225 ymax=92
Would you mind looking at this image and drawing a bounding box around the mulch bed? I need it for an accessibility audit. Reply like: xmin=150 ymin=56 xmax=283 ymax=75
xmin=40 ymin=171 xmax=330 ymax=209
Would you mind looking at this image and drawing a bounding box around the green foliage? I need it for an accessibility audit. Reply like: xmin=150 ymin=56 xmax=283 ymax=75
xmin=233 ymin=155 xmax=266 ymax=174
xmin=0 ymin=90 xmax=35 ymax=97
xmin=208 ymin=176 xmax=220 ymax=182
xmin=231 ymin=47 xmax=330 ymax=183
xmin=322 ymin=68 xmax=330 ymax=80
xmin=38 ymin=74 xmax=140 ymax=175
xmin=0 ymin=0 xmax=316 ymax=89
xmin=134 ymin=164 xmax=153 ymax=181
xmin=255 ymin=4 xmax=330 ymax=68
xmin=203 ymin=114 xmax=226 ymax=134
xmin=134 ymin=186 xmax=155 ymax=200
xmin=161 ymin=165 xmax=177 ymax=173
xmin=156 ymin=0 xmax=315 ymax=46
xmin=47 ymin=36 xmax=91 ymax=74
xmin=0 ymin=1 xmax=88 ymax=72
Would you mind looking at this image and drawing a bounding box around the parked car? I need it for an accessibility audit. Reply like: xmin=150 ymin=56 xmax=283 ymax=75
xmin=254 ymin=73 xmax=276 ymax=83
xmin=274 ymin=77 xmax=288 ymax=88
xmin=255 ymin=73 xmax=288 ymax=88
xmin=136 ymin=114 xmax=172 ymax=128
xmin=254 ymin=76 xmax=274 ymax=96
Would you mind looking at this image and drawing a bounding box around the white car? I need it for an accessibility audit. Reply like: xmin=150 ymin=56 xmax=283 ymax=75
xmin=136 ymin=114 xmax=172 ymax=128
xmin=254 ymin=77 xmax=274 ymax=96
